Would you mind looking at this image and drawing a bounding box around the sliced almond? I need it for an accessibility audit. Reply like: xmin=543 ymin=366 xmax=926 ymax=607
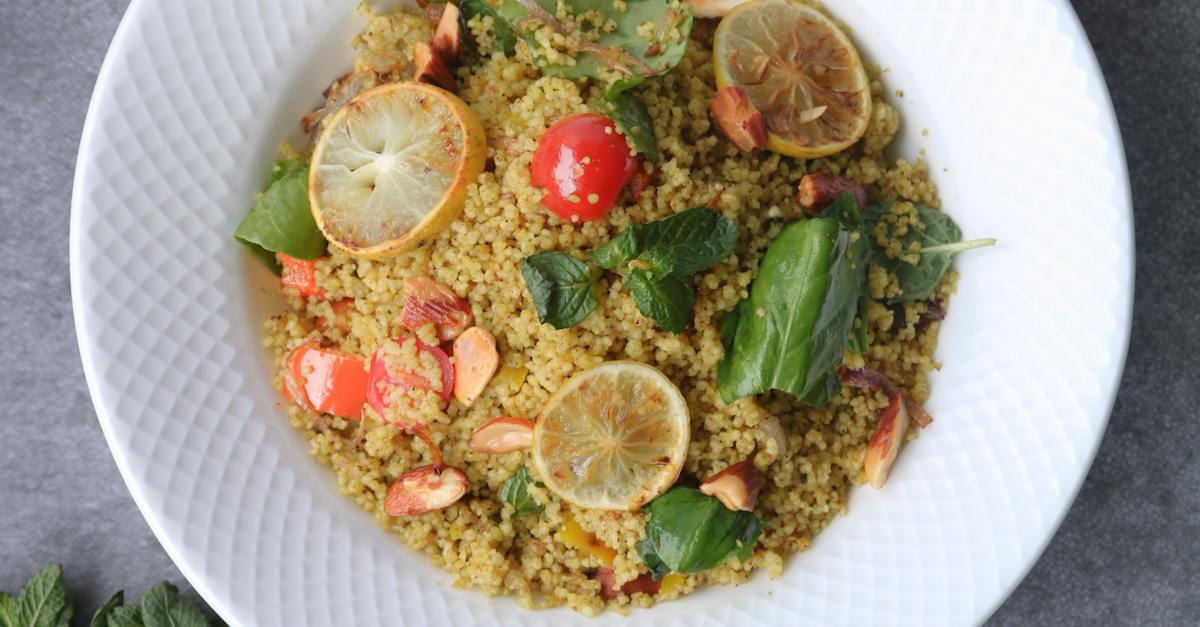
xmin=709 ymin=86 xmax=767 ymax=152
xmin=595 ymin=567 xmax=662 ymax=600
xmin=469 ymin=416 xmax=534 ymax=453
xmin=384 ymin=464 xmax=469 ymax=516
xmin=864 ymin=392 xmax=911 ymax=488
xmin=432 ymin=3 xmax=462 ymax=63
xmin=452 ymin=327 xmax=500 ymax=405
xmin=413 ymin=42 xmax=456 ymax=91
xmin=699 ymin=460 xmax=764 ymax=511
xmin=756 ymin=415 xmax=787 ymax=459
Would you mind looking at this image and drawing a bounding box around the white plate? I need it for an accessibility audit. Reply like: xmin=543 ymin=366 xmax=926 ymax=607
xmin=70 ymin=0 xmax=1132 ymax=625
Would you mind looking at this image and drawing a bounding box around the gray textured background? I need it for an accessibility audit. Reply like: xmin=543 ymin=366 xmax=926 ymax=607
xmin=1 ymin=1 xmax=1194 ymax=625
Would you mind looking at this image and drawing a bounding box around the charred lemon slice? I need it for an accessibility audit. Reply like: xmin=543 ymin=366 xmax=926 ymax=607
xmin=713 ymin=0 xmax=872 ymax=158
xmin=532 ymin=362 xmax=690 ymax=511
xmin=309 ymin=82 xmax=486 ymax=259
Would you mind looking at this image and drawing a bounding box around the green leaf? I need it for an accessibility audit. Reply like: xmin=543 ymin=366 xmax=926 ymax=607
xmin=104 ymin=606 xmax=144 ymax=627
xmin=605 ymin=87 xmax=660 ymax=162
xmin=462 ymin=0 xmax=518 ymax=55
xmin=626 ymin=271 xmax=694 ymax=333
xmin=637 ymin=487 xmax=762 ymax=577
xmin=15 ymin=564 xmax=72 ymax=627
xmin=499 ymin=466 xmax=545 ymax=517
xmin=520 ymin=252 xmax=598 ymax=328
xmin=0 ymin=592 xmax=17 ymax=627
xmin=498 ymin=0 xmax=693 ymax=82
xmin=234 ymin=159 xmax=327 ymax=267
xmin=847 ymin=286 xmax=869 ymax=355
xmin=863 ymin=202 xmax=995 ymax=303
xmin=718 ymin=197 xmax=870 ymax=406
xmin=631 ymin=246 xmax=677 ymax=280
xmin=635 ymin=207 xmax=737 ymax=278
xmin=90 ymin=592 xmax=124 ymax=627
xmin=139 ymin=583 xmax=212 ymax=627
xmin=589 ymin=227 xmax=639 ymax=270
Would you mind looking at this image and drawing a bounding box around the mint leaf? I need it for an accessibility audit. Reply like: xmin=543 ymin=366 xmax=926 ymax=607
xmin=632 ymin=247 xmax=677 ymax=280
xmin=0 ymin=592 xmax=17 ymax=627
xmin=91 ymin=592 xmax=124 ymax=627
xmin=104 ymin=606 xmax=144 ymax=627
xmin=626 ymin=271 xmax=694 ymax=333
xmin=15 ymin=564 xmax=71 ymax=627
xmin=638 ymin=488 xmax=761 ymax=576
xmin=589 ymin=227 xmax=639 ymax=270
xmin=520 ymin=252 xmax=598 ymax=329
xmin=234 ymin=159 xmax=327 ymax=268
xmin=499 ymin=467 xmax=544 ymax=518
xmin=606 ymin=87 xmax=660 ymax=162
xmin=139 ymin=583 xmax=212 ymax=627
xmin=636 ymin=207 xmax=736 ymax=278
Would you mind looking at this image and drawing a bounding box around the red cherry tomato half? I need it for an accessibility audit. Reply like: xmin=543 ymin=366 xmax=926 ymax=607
xmin=531 ymin=113 xmax=639 ymax=223
xmin=367 ymin=337 xmax=455 ymax=428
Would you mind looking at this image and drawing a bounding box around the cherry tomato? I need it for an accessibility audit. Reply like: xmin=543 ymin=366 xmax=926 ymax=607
xmin=531 ymin=113 xmax=638 ymax=222
xmin=367 ymin=337 xmax=455 ymax=429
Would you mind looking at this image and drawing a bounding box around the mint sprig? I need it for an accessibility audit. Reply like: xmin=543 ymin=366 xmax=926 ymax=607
xmin=522 ymin=207 xmax=737 ymax=333
xmin=1 ymin=565 xmax=222 ymax=627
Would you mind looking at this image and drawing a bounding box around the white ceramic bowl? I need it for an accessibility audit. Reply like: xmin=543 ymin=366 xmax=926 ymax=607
xmin=71 ymin=0 xmax=1132 ymax=625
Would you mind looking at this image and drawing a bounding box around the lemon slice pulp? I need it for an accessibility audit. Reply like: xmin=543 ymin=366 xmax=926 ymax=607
xmin=532 ymin=362 xmax=690 ymax=511
xmin=309 ymin=82 xmax=486 ymax=259
xmin=714 ymin=0 xmax=872 ymax=158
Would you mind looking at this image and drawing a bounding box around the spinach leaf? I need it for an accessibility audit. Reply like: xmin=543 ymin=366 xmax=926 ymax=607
xmin=461 ymin=0 xmax=518 ymax=55
xmin=864 ymin=202 xmax=995 ymax=303
xmin=13 ymin=564 xmax=71 ymax=627
xmin=718 ymin=194 xmax=870 ymax=406
xmin=626 ymin=271 xmax=694 ymax=333
xmin=139 ymin=583 xmax=215 ymax=627
xmin=500 ymin=466 xmax=545 ymax=517
xmin=90 ymin=592 xmax=125 ymax=627
xmin=234 ymin=159 xmax=327 ymax=271
xmin=520 ymin=252 xmax=599 ymax=328
xmin=636 ymin=487 xmax=762 ymax=578
xmin=497 ymin=0 xmax=692 ymax=83
xmin=605 ymin=86 xmax=660 ymax=162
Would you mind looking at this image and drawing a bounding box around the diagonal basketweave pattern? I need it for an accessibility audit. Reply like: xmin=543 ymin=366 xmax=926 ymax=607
xmin=71 ymin=0 xmax=1132 ymax=625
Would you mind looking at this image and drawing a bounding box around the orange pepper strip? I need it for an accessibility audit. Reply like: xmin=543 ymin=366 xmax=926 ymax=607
xmin=278 ymin=253 xmax=325 ymax=299
xmin=286 ymin=343 xmax=368 ymax=420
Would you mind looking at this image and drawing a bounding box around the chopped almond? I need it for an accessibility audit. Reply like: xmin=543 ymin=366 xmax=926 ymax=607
xmin=432 ymin=3 xmax=462 ymax=64
xmin=400 ymin=276 xmax=473 ymax=342
xmin=469 ymin=416 xmax=534 ymax=453
xmin=904 ymin=394 xmax=934 ymax=428
xmin=864 ymin=392 xmax=911 ymax=488
xmin=709 ymin=86 xmax=767 ymax=152
xmin=595 ymin=568 xmax=662 ymax=600
xmin=413 ymin=42 xmax=456 ymax=91
xmin=798 ymin=172 xmax=867 ymax=211
xmin=452 ymin=327 xmax=500 ymax=405
xmin=385 ymin=464 xmax=469 ymax=516
xmin=699 ymin=460 xmax=764 ymax=511
xmin=757 ymin=415 xmax=787 ymax=459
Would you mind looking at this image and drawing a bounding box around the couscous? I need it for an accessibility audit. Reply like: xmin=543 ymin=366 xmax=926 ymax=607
xmin=234 ymin=0 xmax=992 ymax=614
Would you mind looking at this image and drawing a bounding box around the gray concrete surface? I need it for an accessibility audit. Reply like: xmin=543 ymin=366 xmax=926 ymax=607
xmin=0 ymin=1 xmax=1195 ymax=625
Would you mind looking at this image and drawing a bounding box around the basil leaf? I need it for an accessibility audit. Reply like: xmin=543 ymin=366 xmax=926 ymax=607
xmin=605 ymin=87 xmax=660 ymax=162
xmin=626 ymin=271 xmax=694 ymax=333
xmin=498 ymin=0 xmax=692 ymax=82
xmin=499 ymin=466 xmax=545 ymax=517
xmin=234 ymin=159 xmax=327 ymax=269
xmin=90 ymin=592 xmax=124 ymax=627
xmin=104 ymin=607 xmax=145 ymax=627
xmin=638 ymin=488 xmax=762 ymax=577
xmin=718 ymin=197 xmax=870 ymax=406
xmin=0 ymin=592 xmax=16 ymax=627
xmin=14 ymin=564 xmax=71 ymax=627
xmin=636 ymin=207 xmax=737 ymax=278
xmin=139 ymin=583 xmax=214 ymax=627
xmin=462 ymin=0 xmax=517 ymax=55
xmin=863 ymin=202 xmax=995 ymax=303
xmin=520 ymin=252 xmax=598 ymax=329
xmin=589 ymin=227 xmax=639 ymax=270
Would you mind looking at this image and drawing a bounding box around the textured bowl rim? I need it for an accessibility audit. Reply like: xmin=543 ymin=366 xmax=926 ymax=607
xmin=69 ymin=1 xmax=1135 ymax=625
